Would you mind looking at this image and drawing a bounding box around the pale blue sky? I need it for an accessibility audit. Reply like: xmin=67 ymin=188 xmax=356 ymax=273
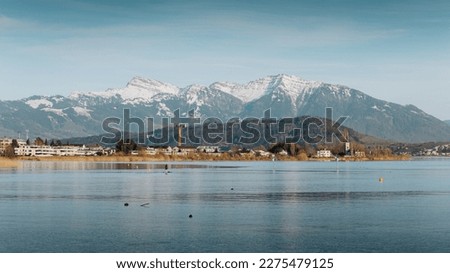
xmin=0 ymin=0 xmax=449 ymax=119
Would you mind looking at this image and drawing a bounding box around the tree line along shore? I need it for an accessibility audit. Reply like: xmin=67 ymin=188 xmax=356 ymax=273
xmin=1 ymin=151 xmax=409 ymax=168
xmin=0 ymin=136 xmax=411 ymax=167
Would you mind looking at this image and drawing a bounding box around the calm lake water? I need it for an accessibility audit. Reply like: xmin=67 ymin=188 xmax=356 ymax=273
xmin=1 ymin=159 xmax=449 ymax=253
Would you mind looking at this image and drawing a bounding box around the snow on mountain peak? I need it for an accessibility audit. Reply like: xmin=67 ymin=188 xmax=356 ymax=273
xmin=25 ymin=98 xmax=53 ymax=109
xmin=72 ymin=106 xmax=92 ymax=118
xmin=126 ymin=77 xmax=179 ymax=94
xmin=68 ymin=74 xmax=326 ymax=106
xmin=180 ymin=84 xmax=208 ymax=106
xmin=210 ymin=77 xmax=271 ymax=102
xmin=180 ymin=84 xmax=207 ymax=94
xmin=117 ymin=77 xmax=179 ymax=103
xmin=69 ymin=77 xmax=180 ymax=104
xmin=210 ymin=74 xmax=323 ymax=103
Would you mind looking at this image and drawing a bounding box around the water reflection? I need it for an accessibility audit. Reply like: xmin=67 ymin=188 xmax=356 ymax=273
xmin=1 ymin=159 xmax=450 ymax=252
xmin=20 ymin=161 xmax=241 ymax=171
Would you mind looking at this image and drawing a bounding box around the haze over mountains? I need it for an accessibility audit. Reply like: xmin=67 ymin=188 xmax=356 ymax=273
xmin=1 ymin=74 xmax=449 ymax=143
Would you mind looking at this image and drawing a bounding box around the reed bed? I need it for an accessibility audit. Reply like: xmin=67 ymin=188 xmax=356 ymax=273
xmin=0 ymin=158 xmax=20 ymax=168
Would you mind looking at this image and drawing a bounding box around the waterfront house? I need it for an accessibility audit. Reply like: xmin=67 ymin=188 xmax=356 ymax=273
xmin=316 ymin=149 xmax=332 ymax=158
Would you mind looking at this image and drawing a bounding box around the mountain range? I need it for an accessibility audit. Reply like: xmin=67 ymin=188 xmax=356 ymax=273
xmin=1 ymin=74 xmax=449 ymax=143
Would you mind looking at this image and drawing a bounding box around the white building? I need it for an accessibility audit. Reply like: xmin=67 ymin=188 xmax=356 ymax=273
xmin=14 ymin=145 xmax=104 ymax=157
xmin=146 ymin=147 xmax=157 ymax=155
xmin=197 ymin=146 xmax=220 ymax=153
xmin=254 ymin=150 xmax=272 ymax=157
xmin=14 ymin=145 xmax=56 ymax=157
xmin=1 ymin=138 xmax=27 ymax=154
xmin=317 ymin=149 xmax=332 ymax=158
xmin=146 ymin=146 xmax=176 ymax=155
xmin=0 ymin=138 xmax=13 ymax=153
xmin=345 ymin=142 xmax=351 ymax=155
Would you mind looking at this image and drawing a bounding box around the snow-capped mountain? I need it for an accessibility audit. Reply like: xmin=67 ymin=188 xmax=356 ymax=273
xmin=1 ymin=74 xmax=449 ymax=142
xmin=211 ymin=74 xmax=322 ymax=106
xmin=69 ymin=77 xmax=179 ymax=105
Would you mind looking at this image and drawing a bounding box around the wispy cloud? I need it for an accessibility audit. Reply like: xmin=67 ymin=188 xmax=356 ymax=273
xmin=0 ymin=14 xmax=27 ymax=29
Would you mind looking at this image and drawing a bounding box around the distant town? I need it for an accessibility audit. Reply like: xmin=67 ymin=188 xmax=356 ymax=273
xmin=389 ymin=143 xmax=450 ymax=157
xmin=2 ymin=136 xmax=448 ymax=161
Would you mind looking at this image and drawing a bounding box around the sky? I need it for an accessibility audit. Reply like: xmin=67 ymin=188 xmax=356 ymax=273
xmin=0 ymin=0 xmax=449 ymax=120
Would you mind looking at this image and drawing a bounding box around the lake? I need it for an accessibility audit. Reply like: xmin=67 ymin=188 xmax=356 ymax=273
xmin=1 ymin=158 xmax=449 ymax=253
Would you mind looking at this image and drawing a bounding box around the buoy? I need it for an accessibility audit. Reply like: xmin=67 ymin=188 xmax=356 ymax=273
xmin=231 ymin=187 xmax=234 ymax=191
xmin=379 ymin=177 xmax=384 ymax=183
xmin=189 ymin=214 xmax=193 ymax=218
xmin=124 ymin=203 xmax=129 ymax=207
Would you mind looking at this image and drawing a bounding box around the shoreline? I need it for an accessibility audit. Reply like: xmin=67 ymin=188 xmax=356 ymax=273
xmin=1 ymin=153 xmax=411 ymax=166
xmin=0 ymin=158 xmax=21 ymax=168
